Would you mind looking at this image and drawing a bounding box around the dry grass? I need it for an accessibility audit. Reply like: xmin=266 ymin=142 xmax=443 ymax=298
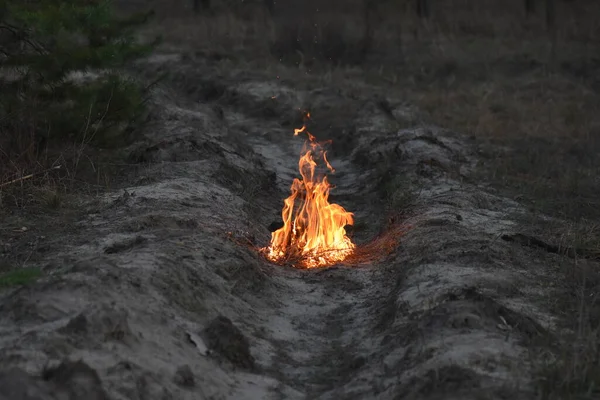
xmin=534 ymin=250 xmax=600 ymax=399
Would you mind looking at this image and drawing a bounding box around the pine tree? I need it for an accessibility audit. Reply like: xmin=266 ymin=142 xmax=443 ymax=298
xmin=0 ymin=0 xmax=158 ymax=163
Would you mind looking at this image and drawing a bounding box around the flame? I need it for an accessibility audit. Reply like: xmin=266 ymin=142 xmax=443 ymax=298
xmin=264 ymin=114 xmax=355 ymax=268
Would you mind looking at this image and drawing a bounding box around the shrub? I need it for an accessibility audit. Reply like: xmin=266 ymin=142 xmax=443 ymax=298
xmin=0 ymin=0 xmax=158 ymax=169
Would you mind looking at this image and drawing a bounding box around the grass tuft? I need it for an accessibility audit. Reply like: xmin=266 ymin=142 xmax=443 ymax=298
xmin=0 ymin=267 xmax=42 ymax=288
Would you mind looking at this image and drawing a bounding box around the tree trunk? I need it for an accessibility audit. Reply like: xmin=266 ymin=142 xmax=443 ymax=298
xmin=193 ymin=0 xmax=210 ymax=14
xmin=416 ymin=0 xmax=430 ymax=19
xmin=524 ymin=0 xmax=536 ymax=17
xmin=264 ymin=0 xmax=274 ymax=15
xmin=546 ymin=0 xmax=556 ymax=66
xmin=361 ymin=0 xmax=375 ymax=63
xmin=546 ymin=0 xmax=556 ymax=28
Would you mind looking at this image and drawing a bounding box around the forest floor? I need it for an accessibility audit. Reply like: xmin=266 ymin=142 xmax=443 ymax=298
xmin=1 ymin=8 xmax=600 ymax=400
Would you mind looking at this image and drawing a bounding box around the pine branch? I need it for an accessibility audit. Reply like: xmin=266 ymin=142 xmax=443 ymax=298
xmin=1 ymin=0 xmax=159 ymax=149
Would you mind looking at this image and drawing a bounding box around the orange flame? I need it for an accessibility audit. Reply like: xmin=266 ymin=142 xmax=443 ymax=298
xmin=264 ymin=114 xmax=355 ymax=268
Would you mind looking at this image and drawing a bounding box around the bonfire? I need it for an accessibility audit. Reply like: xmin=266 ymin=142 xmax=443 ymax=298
xmin=263 ymin=113 xmax=355 ymax=268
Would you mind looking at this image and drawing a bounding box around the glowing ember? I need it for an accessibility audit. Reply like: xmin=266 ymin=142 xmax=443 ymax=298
xmin=263 ymin=113 xmax=355 ymax=268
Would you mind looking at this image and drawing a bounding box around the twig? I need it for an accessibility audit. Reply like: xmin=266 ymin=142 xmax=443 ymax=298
xmin=0 ymin=23 xmax=48 ymax=55
xmin=143 ymin=72 xmax=167 ymax=93
xmin=502 ymin=233 xmax=600 ymax=261
xmin=74 ymin=87 xmax=113 ymax=173
xmin=0 ymin=165 xmax=61 ymax=188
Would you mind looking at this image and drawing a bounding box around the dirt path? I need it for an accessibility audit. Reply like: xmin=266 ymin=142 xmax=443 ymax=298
xmin=0 ymin=51 xmax=560 ymax=400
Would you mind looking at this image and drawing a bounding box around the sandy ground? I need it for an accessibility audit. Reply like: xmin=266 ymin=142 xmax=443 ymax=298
xmin=0 ymin=50 xmax=561 ymax=399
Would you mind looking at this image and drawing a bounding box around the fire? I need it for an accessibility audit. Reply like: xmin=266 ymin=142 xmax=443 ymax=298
xmin=264 ymin=113 xmax=355 ymax=268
